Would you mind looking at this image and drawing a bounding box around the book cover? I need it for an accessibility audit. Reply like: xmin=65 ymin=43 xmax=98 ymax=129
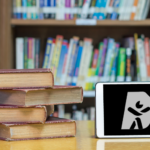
xmin=116 ymin=48 xmax=126 ymax=81
xmin=51 ymin=0 xmax=56 ymax=19
xmin=137 ymin=0 xmax=146 ymax=20
xmin=42 ymin=38 xmax=53 ymax=68
xmin=118 ymin=0 xmax=127 ymax=20
xmin=88 ymin=0 xmax=97 ymax=19
xmin=77 ymin=0 xmax=83 ymax=18
xmin=72 ymin=41 xmax=83 ymax=86
xmin=50 ymin=35 xmax=63 ymax=78
xmin=67 ymin=37 xmax=79 ymax=85
xmin=27 ymin=0 xmax=32 ymax=19
xmin=125 ymin=48 xmax=132 ymax=81
xmin=39 ymin=0 xmax=44 ymax=19
xmin=106 ymin=0 xmax=114 ymax=19
xmin=31 ymin=0 xmax=37 ymax=19
xmin=99 ymin=0 xmax=108 ymax=20
xmin=43 ymin=0 xmax=49 ymax=18
xmin=24 ymin=37 xmax=28 ymax=69
xmin=73 ymin=0 xmax=79 ymax=19
xmin=65 ymin=0 xmax=71 ymax=19
xmin=111 ymin=0 xmax=120 ymax=20
xmin=35 ymin=39 xmax=40 ymax=68
xmin=56 ymin=0 xmax=65 ymax=20
xmin=134 ymin=0 xmax=142 ymax=20
xmin=93 ymin=0 xmax=102 ymax=19
xmin=16 ymin=38 xmax=24 ymax=69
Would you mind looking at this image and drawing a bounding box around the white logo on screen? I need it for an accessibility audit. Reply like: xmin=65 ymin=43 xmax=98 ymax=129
xmin=121 ymin=92 xmax=150 ymax=130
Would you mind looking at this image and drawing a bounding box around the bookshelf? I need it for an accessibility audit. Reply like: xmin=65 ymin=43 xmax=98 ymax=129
xmin=1 ymin=1 xmax=150 ymax=99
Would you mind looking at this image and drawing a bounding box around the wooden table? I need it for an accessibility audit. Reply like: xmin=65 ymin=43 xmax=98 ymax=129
xmin=1 ymin=121 xmax=150 ymax=150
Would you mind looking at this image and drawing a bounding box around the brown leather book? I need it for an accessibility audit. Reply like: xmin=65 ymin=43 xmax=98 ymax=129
xmin=0 ymin=105 xmax=54 ymax=124
xmin=0 ymin=117 xmax=76 ymax=141
xmin=0 ymin=69 xmax=54 ymax=89
xmin=0 ymin=86 xmax=83 ymax=106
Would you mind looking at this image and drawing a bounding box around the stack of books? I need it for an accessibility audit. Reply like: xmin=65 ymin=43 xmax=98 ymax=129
xmin=0 ymin=68 xmax=83 ymax=141
xmin=12 ymin=0 xmax=150 ymax=20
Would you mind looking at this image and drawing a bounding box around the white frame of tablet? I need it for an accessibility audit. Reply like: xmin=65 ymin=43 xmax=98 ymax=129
xmin=95 ymin=82 xmax=150 ymax=138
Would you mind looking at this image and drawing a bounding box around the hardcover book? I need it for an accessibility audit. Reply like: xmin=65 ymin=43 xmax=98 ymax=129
xmin=0 ymin=105 xmax=54 ymax=124
xmin=0 ymin=117 xmax=76 ymax=141
xmin=0 ymin=69 xmax=54 ymax=89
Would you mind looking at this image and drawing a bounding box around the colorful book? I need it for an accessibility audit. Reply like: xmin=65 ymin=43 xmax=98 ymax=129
xmin=39 ymin=0 xmax=44 ymax=19
xmin=16 ymin=0 xmax=22 ymax=19
xmin=56 ymin=0 xmax=65 ymax=20
xmin=27 ymin=0 xmax=32 ymax=19
xmin=65 ymin=0 xmax=71 ymax=19
xmin=111 ymin=0 xmax=121 ymax=20
xmin=99 ymin=0 xmax=108 ymax=20
xmin=88 ymin=0 xmax=97 ymax=19
xmin=35 ymin=38 xmax=40 ymax=68
xmin=42 ymin=38 xmax=53 ymax=68
xmin=106 ymin=0 xmax=114 ymax=19
xmin=77 ymin=0 xmax=83 ymax=18
xmin=13 ymin=0 xmax=17 ymax=18
xmin=24 ymin=37 xmax=28 ymax=69
xmin=0 ymin=117 xmax=76 ymax=141
xmin=93 ymin=0 xmax=102 ymax=19
xmin=116 ymin=48 xmax=126 ymax=81
xmin=130 ymin=0 xmax=139 ymax=20
xmin=22 ymin=0 xmax=27 ymax=19
xmin=31 ymin=0 xmax=37 ymax=19
xmin=51 ymin=0 xmax=56 ymax=19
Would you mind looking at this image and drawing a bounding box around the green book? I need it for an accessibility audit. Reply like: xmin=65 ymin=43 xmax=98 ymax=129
xmin=27 ymin=0 xmax=32 ymax=19
xmin=116 ymin=48 xmax=126 ymax=81
xmin=24 ymin=37 xmax=28 ymax=69
xmin=77 ymin=0 xmax=83 ymax=18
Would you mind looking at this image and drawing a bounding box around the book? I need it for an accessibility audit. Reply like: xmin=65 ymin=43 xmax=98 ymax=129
xmin=51 ymin=0 xmax=56 ymax=19
xmin=35 ymin=38 xmax=40 ymax=68
xmin=116 ymin=48 xmax=126 ymax=81
xmin=118 ymin=0 xmax=126 ymax=20
xmin=58 ymin=105 xmax=65 ymax=118
xmin=13 ymin=0 xmax=17 ymax=18
xmin=16 ymin=38 xmax=24 ymax=69
xmin=22 ymin=0 xmax=27 ymax=19
xmin=99 ymin=0 xmax=108 ymax=20
xmin=0 ymin=117 xmax=76 ymax=141
xmin=56 ymin=0 xmax=65 ymax=20
xmin=134 ymin=0 xmax=142 ymax=20
xmin=24 ymin=37 xmax=28 ymax=69
xmin=130 ymin=0 xmax=139 ymax=20
xmin=93 ymin=0 xmax=102 ymax=19
xmin=31 ymin=0 xmax=37 ymax=19
xmin=142 ymin=0 xmax=150 ymax=20
xmin=77 ymin=0 xmax=84 ymax=18
xmin=88 ymin=0 xmax=97 ymax=19
xmin=137 ymin=38 xmax=147 ymax=81
xmin=137 ymin=0 xmax=146 ymax=20
xmin=16 ymin=0 xmax=22 ymax=19
xmin=144 ymin=38 xmax=150 ymax=81
xmin=39 ymin=0 xmax=44 ymax=19
xmin=0 ymin=105 xmax=54 ymax=124
xmin=0 ymin=68 xmax=54 ymax=89
xmin=106 ymin=0 xmax=114 ymax=19
xmin=111 ymin=0 xmax=121 ymax=20
xmin=27 ymin=0 xmax=32 ymax=19
xmin=43 ymin=0 xmax=49 ymax=19
xmin=65 ymin=0 xmax=71 ymax=20
xmin=0 ymin=86 xmax=83 ymax=106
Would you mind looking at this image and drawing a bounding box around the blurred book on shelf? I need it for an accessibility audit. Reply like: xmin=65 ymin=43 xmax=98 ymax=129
xmin=16 ymin=33 xmax=150 ymax=90
xmin=13 ymin=0 xmax=150 ymax=20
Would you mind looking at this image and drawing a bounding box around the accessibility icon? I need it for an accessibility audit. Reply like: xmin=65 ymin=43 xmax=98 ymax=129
xmin=121 ymin=92 xmax=150 ymax=130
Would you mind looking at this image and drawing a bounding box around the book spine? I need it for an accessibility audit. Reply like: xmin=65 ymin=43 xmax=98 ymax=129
xmin=73 ymin=0 xmax=79 ymax=19
xmin=92 ymin=0 xmax=102 ymax=19
xmin=48 ymin=39 xmax=55 ymax=68
xmin=144 ymin=38 xmax=150 ymax=80
xmin=16 ymin=38 xmax=24 ymax=69
xmin=56 ymin=0 xmax=65 ymax=20
xmin=110 ymin=43 xmax=119 ymax=81
xmin=118 ymin=0 xmax=127 ymax=20
xmin=51 ymin=35 xmax=63 ymax=78
xmin=27 ymin=0 xmax=32 ymax=19
xmin=16 ymin=0 xmax=22 ymax=19
xmin=77 ymin=0 xmax=83 ymax=18
xmin=137 ymin=0 xmax=146 ymax=20
xmin=58 ymin=105 xmax=65 ymax=118
xmin=81 ymin=0 xmax=92 ymax=19
xmin=99 ymin=0 xmax=108 ymax=20
xmin=31 ymin=0 xmax=37 ymax=19
xmin=116 ymin=48 xmax=126 ymax=81
xmin=98 ymin=39 xmax=108 ymax=78
xmin=70 ymin=0 xmax=75 ymax=19
xmin=35 ymin=39 xmax=40 ymax=68
xmin=24 ymin=37 xmax=28 ymax=69
xmin=39 ymin=0 xmax=44 ymax=19
xmin=102 ymin=38 xmax=115 ymax=81
xmin=51 ymin=0 xmax=56 ymax=19
xmin=106 ymin=0 xmax=114 ymax=19
xmin=60 ymin=39 xmax=74 ymax=85
xmin=65 ymin=0 xmax=70 ymax=19
xmin=22 ymin=0 xmax=27 ymax=19
xmin=111 ymin=0 xmax=120 ymax=20
xmin=67 ymin=37 xmax=79 ymax=85
xmin=13 ymin=0 xmax=17 ymax=18
xmin=134 ymin=33 xmax=140 ymax=81
xmin=130 ymin=0 xmax=138 ymax=20
xmin=134 ymin=0 xmax=142 ymax=20
xmin=72 ymin=43 xmax=83 ymax=86
xmin=42 ymin=38 xmax=53 ymax=68
xmin=55 ymin=41 xmax=68 ymax=85
xmin=88 ymin=0 xmax=96 ymax=19
xmin=43 ymin=0 xmax=49 ymax=19
xmin=125 ymin=48 xmax=132 ymax=81
xmin=137 ymin=38 xmax=147 ymax=81
xmin=27 ymin=38 xmax=34 ymax=69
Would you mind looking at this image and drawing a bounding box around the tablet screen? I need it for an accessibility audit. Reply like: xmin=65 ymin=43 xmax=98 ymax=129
xmin=103 ymin=84 xmax=150 ymax=136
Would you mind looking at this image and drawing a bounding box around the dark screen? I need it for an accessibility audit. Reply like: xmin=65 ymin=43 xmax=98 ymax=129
xmin=104 ymin=84 xmax=150 ymax=136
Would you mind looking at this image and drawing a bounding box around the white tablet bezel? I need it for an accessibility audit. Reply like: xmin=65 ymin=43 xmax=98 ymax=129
xmin=95 ymin=82 xmax=150 ymax=138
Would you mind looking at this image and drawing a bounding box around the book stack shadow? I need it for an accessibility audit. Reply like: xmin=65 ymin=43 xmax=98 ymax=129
xmin=0 ymin=69 xmax=83 ymax=141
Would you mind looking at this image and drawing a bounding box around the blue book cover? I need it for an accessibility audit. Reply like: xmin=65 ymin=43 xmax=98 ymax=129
xmin=42 ymin=38 xmax=53 ymax=68
xmin=22 ymin=0 xmax=27 ymax=19
xmin=56 ymin=40 xmax=68 ymax=85
xmin=39 ymin=0 xmax=44 ymax=19
xmin=67 ymin=39 xmax=79 ymax=85
xmin=72 ymin=45 xmax=83 ymax=86
xmin=93 ymin=0 xmax=103 ymax=19
xmin=99 ymin=0 xmax=107 ymax=20
xmin=111 ymin=0 xmax=120 ymax=20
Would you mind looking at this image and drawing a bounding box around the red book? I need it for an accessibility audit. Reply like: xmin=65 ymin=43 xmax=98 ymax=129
xmin=92 ymin=49 xmax=99 ymax=68
xmin=0 ymin=86 xmax=83 ymax=106
xmin=0 ymin=68 xmax=54 ymax=89
xmin=0 ymin=117 xmax=76 ymax=141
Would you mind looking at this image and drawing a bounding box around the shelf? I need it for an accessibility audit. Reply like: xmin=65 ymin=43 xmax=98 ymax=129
xmin=11 ymin=19 xmax=150 ymax=26
xmin=83 ymin=91 xmax=95 ymax=98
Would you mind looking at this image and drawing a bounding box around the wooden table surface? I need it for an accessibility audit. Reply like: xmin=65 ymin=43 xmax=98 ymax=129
xmin=1 ymin=121 xmax=150 ymax=150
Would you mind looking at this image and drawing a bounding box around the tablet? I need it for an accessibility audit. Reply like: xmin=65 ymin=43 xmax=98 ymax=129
xmin=95 ymin=82 xmax=150 ymax=138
